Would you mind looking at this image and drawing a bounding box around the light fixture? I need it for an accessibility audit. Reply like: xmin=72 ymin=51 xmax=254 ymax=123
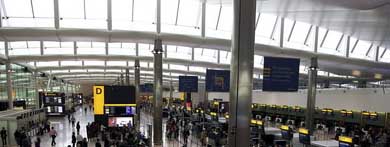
xmin=352 ymin=70 xmax=361 ymax=76
xmin=374 ymin=73 xmax=382 ymax=79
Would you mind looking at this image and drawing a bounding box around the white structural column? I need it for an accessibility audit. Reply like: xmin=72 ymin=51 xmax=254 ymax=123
xmin=280 ymin=17 xmax=284 ymax=48
xmin=201 ymin=0 xmax=206 ymax=37
xmin=346 ymin=36 xmax=350 ymax=58
xmin=120 ymin=74 xmax=124 ymax=85
xmin=305 ymin=57 xmax=318 ymax=134
xmin=125 ymin=69 xmax=130 ymax=85
xmin=152 ymin=39 xmax=163 ymax=145
xmin=134 ymin=60 xmax=140 ymax=130
xmin=107 ymin=0 xmax=112 ymax=31
xmin=314 ymin=26 xmax=319 ymax=53
xmin=228 ymin=0 xmax=256 ymax=146
xmin=54 ymin=0 xmax=59 ymax=29
xmin=6 ymin=62 xmax=13 ymax=109
xmin=5 ymin=42 xmax=13 ymax=109
xmin=34 ymin=71 xmax=40 ymax=108
xmin=169 ymin=81 xmax=173 ymax=99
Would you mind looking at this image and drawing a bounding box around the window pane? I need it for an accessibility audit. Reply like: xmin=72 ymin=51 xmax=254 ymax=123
xmin=106 ymin=61 xmax=127 ymax=66
xmin=138 ymin=44 xmax=153 ymax=57
xmin=206 ymin=4 xmax=232 ymax=39
xmin=108 ymin=43 xmax=136 ymax=55
xmin=61 ymin=61 xmax=82 ymax=66
xmin=350 ymin=40 xmax=372 ymax=60
xmin=194 ymin=48 xmax=217 ymax=62
xmin=84 ymin=61 xmax=104 ymax=66
xmin=219 ymin=51 xmax=231 ymax=64
xmin=166 ymin=46 xmax=191 ymax=60
xmin=36 ymin=61 xmax=59 ymax=67
xmin=170 ymin=64 xmax=186 ymax=71
xmin=59 ymin=0 xmax=106 ymax=29
xmin=9 ymin=42 xmax=40 ymax=55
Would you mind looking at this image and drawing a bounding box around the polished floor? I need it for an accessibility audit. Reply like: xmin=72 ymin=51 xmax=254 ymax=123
xmin=34 ymin=106 xmax=202 ymax=147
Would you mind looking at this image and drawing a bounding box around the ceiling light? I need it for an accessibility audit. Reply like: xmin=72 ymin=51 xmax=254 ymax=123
xmin=374 ymin=73 xmax=382 ymax=80
xmin=352 ymin=70 xmax=361 ymax=76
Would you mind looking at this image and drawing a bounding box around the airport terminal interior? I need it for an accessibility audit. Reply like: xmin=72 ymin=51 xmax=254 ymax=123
xmin=0 ymin=0 xmax=390 ymax=147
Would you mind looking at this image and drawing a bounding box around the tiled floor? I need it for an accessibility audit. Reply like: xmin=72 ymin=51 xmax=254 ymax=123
xmin=34 ymin=106 xmax=202 ymax=147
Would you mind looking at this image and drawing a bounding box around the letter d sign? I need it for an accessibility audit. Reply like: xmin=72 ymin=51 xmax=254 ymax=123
xmin=96 ymin=88 xmax=102 ymax=94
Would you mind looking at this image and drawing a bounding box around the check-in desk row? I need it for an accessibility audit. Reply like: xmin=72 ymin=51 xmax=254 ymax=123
xmin=0 ymin=109 xmax=46 ymax=146
xmin=251 ymin=104 xmax=388 ymax=128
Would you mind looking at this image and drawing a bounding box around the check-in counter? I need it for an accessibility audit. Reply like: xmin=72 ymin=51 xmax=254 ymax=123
xmin=0 ymin=109 xmax=45 ymax=146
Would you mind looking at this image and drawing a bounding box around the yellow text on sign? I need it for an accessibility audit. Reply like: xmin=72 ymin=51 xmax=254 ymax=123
xmin=93 ymin=86 xmax=105 ymax=115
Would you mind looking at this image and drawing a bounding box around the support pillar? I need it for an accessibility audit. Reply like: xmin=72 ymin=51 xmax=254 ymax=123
xmin=152 ymin=39 xmax=163 ymax=146
xmin=6 ymin=62 xmax=13 ymax=109
xmin=34 ymin=71 xmax=40 ymax=109
xmin=135 ymin=60 xmax=141 ymax=130
xmin=169 ymin=81 xmax=173 ymax=99
xmin=125 ymin=69 xmax=130 ymax=86
xmin=305 ymin=57 xmax=318 ymax=134
xmin=120 ymin=74 xmax=124 ymax=86
xmin=228 ymin=0 xmax=256 ymax=146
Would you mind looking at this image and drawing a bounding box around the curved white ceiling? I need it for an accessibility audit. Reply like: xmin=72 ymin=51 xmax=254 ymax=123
xmin=1 ymin=28 xmax=390 ymax=80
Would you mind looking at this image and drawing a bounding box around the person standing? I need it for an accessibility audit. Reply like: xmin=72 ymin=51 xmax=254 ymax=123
xmin=95 ymin=139 xmax=102 ymax=147
xmin=14 ymin=129 xmax=21 ymax=146
xmin=81 ymin=138 xmax=88 ymax=147
xmin=1 ymin=127 xmax=7 ymax=146
xmin=76 ymin=122 xmax=81 ymax=135
xmin=49 ymin=127 xmax=57 ymax=146
xmin=71 ymin=132 xmax=76 ymax=147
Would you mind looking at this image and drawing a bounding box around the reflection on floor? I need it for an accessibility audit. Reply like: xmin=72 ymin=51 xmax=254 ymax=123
xmin=36 ymin=106 xmax=202 ymax=147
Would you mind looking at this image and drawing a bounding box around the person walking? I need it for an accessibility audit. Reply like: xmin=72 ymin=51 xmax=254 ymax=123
xmin=76 ymin=122 xmax=81 ymax=135
xmin=71 ymin=116 xmax=76 ymax=128
xmin=34 ymin=137 xmax=41 ymax=147
xmin=71 ymin=132 xmax=76 ymax=147
xmin=49 ymin=127 xmax=57 ymax=146
xmin=68 ymin=114 xmax=71 ymax=123
xmin=1 ymin=127 xmax=7 ymax=146
xmin=76 ymin=133 xmax=83 ymax=146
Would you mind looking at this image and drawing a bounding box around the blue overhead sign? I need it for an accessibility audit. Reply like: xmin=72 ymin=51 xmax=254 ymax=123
xmin=262 ymin=57 xmax=300 ymax=92
xmin=179 ymin=76 xmax=198 ymax=92
xmin=206 ymin=69 xmax=230 ymax=92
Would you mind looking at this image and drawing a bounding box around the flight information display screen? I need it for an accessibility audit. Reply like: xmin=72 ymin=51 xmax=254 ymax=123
xmin=108 ymin=117 xmax=133 ymax=127
xmin=104 ymin=86 xmax=136 ymax=104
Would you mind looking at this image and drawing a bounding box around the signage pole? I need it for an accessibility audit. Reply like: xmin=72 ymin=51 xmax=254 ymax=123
xmin=228 ymin=0 xmax=256 ymax=146
xmin=152 ymin=39 xmax=163 ymax=146
xmin=305 ymin=57 xmax=318 ymax=134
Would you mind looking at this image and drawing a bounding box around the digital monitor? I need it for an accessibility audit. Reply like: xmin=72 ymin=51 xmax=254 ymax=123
xmin=299 ymin=133 xmax=310 ymax=145
xmin=105 ymin=106 xmax=136 ymax=116
xmin=339 ymin=142 xmax=351 ymax=147
xmin=281 ymin=130 xmax=292 ymax=140
xmin=125 ymin=106 xmax=136 ymax=115
xmin=104 ymin=86 xmax=136 ymax=104
xmin=108 ymin=117 xmax=133 ymax=127
xmin=58 ymin=106 xmax=63 ymax=113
